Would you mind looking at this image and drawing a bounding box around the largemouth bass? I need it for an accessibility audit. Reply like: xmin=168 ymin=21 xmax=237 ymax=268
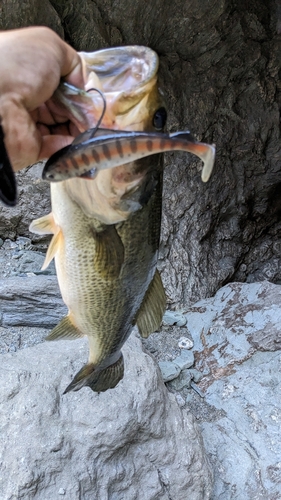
xmin=30 ymin=46 xmax=215 ymax=394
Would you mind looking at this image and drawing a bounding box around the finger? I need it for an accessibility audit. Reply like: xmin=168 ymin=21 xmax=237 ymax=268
xmin=0 ymin=95 xmax=41 ymax=171
xmin=38 ymin=134 xmax=74 ymax=160
xmin=59 ymin=42 xmax=84 ymax=89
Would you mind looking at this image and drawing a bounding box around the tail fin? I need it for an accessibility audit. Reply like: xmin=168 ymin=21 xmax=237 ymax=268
xmin=63 ymin=353 xmax=124 ymax=394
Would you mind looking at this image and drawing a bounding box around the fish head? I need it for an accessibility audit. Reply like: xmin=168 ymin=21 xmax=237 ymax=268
xmin=53 ymin=46 xmax=166 ymax=223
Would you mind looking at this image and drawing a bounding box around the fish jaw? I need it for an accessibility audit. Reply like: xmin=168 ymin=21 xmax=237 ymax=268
xmin=51 ymin=46 xmax=162 ymax=132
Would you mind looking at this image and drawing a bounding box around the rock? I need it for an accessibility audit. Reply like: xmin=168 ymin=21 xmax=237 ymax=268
xmin=189 ymin=369 xmax=203 ymax=383
xmin=0 ymin=163 xmax=51 ymax=241
xmin=0 ymin=332 xmax=212 ymax=500
xmin=185 ymin=281 xmax=281 ymax=499
xmin=168 ymin=369 xmax=193 ymax=391
xmin=16 ymin=250 xmax=56 ymax=275
xmin=178 ymin=336 xmax=194 ymax=349
xmin=158 ymin=360 xmax=181 ymax=382
xmin=163 ymin=310 xmax=187 ymax=327
xmin=175 ymin=393 xmax=185 ymax=408
xmin=173 ymin=349 xmax=195 ymax=370
xmin=0 ymin=275 xmax=66 ymax=327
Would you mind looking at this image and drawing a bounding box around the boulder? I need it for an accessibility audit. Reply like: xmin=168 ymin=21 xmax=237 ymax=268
xmin=0 ymin=333 xmax=212 ymax=500
xmin=184 ymin=281 xmax=281 ymax=499
xmin=0 ymin=275 xmax=66 ymax=327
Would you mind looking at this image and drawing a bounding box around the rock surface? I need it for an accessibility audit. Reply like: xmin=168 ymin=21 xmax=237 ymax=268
xmin=181 ymin=281 xmax=281 ymax=499
xmin=0 ymin=333 xmax=212 ymax=500
xmin=0 ymin=275 xmax=66 ymax=327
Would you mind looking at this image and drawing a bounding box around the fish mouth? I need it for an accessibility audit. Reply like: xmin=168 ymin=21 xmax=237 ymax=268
xmin=80 ymin=46 xmax=159 ymax=95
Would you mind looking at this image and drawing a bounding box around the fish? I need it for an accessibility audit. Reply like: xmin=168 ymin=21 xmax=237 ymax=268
xmin=42 ymin=127 xmax=215 ymax=183
xmin=29 ymin=46 xmax=215 ymax=394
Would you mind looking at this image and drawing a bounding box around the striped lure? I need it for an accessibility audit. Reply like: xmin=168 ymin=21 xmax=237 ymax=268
xmin=42 ymin=128 xmax=215 ymax=183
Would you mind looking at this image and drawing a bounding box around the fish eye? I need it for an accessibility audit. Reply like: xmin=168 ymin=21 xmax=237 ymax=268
xmin=153 ymin=107 xmax=167 ymax=131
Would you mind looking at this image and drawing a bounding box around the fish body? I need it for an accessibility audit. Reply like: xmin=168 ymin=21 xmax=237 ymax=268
xmin=43 ymin=128 xmax=215 ymax=183
xmin=30 ymin=46 xmax=167 ymax=393
xmin=30 ymin=46 xmax=215 ymax=393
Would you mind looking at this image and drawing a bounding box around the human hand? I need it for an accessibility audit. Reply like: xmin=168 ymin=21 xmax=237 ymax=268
xmin=0 ymin=26 xmax=84 ymax=172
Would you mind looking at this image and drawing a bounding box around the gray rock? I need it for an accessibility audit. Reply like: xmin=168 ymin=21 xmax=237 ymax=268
xmin=168 ymin=369 xmax=193 ymax=391
xmin=0 ymin=275 xmax=66 ymax=327
xmin=16 ymin=250 xmax=56 ymax=275
xmin=173 ymin=349 xmax=195 ymax=370
xmin=158 ymin=360 xmax=181 ymax=382
xmin=163 ymin=310 xmax=187 ymax=327
xmin=0 ymin=332 xmax=212 ymax=500
xmin=185 ymin=281 xmax=281 ymax=499
xmin=0 ymin=163 xmax=51 ymax=241
xmin=189 ymin=369 xmax=203 ymax=383
xmin=178 ymin=336 xmax=194 ymax=349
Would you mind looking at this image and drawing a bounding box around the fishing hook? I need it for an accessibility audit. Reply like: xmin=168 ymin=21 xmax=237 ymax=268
xmin=86 ymin=87 xmax=107 ymax=139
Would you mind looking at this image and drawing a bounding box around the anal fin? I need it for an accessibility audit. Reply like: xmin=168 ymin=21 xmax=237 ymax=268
xmin=46 ymin=315 xmax=84 ymax=341
xmin=63 ymin=353 xmax=124 ymax=394
xmin=135 ymin=269 xmax=166 ymax=338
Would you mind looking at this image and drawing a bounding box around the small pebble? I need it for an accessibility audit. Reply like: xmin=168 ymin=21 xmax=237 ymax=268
xmin=158 ymin=361 xmax=181 ymax=382
xmin=12 ymin=252 xmax=23 ymax=260
xmin=173 ymin=350 xmax=194 ymax=370
xmin=168 ymin=369 xmax=192 ymax=391
xmin=190 ymin=381 xmax=205 ymax=398
xmin=163 ymin=310 xmax=187 ymax=327
xmin=175 ymin=394 xmax=185 ymax=407
xmin=16 ymin=237 xmax=31 ymax=250
xmin=7 ymin=241 xmax=18 ymax=249
xmin=178 ymin=336 xmax=194 ymax=349
xmin=186 ymin=393 xmax=193 ymax=404
xmin=0 ymin=238 xmax=4 ymax=247
xmin=189 ymin=368 xmax=203 ymax=383
xmin=58 ymin=488 xmax=66 ymax=495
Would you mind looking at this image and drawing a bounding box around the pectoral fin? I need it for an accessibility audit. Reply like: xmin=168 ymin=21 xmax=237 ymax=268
xmin=93 ymin=225 xmax=124 ymax=279
xmin=63 ymin=353 xmax=124 ymax=393
xmin=135 ymin=269 xmax=166 ymax=338
xmin=29 ymin=213 xmax=57 ymax=235
xmin=46 ymin=315 xmax=84 ymax=341
xmin=41 ymin=229 xmax=63 ymax=270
